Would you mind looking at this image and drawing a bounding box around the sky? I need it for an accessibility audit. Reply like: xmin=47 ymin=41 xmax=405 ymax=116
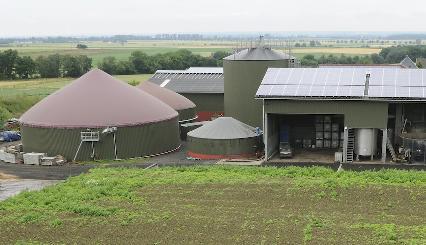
xmin=1 ymin=0 xmax=426 ymax=37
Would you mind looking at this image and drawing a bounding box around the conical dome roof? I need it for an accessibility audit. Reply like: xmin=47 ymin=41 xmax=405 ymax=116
xmin=224 ymin=47 xmax=293 ymax=61
xmin=20 ymin=69 xmax=178 ymax=128
xmin=137 ymin=81 xmax=196 ymax=111
xmin=188 ymin=117 xmax=259 ymax=139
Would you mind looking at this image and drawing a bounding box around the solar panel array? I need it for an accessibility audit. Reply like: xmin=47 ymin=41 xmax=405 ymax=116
xmin=256 ymin=68 xmax=426 ymax=100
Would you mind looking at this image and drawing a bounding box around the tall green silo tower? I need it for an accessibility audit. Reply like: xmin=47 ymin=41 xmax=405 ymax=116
xmin=223 ymin=44 xmax=295 ymax=128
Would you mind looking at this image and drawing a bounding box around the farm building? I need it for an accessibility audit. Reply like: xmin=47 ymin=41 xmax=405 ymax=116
xmin=147 ymin=68 xmax=224 ymax=121
xmin=20 ymin=69 xmax=180 ymax=161
xmin=319 ymin=56 xmax=418 ymax=69
xmin=187 ymin=117 xmax=263 ymax=159
xmin=223 ymin=46 xmax=296 ymax=128
xmin=257 ymin=67 xmax=426 ymax=164
xmin=137 ymin=81 xmax=197 ymax=123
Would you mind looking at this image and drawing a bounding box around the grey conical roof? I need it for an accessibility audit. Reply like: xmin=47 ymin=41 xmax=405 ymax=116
xmin=224 ymin=47 xmax=293 ymax=61
xmin=400 ymin=55 xmax=418 ymax=69
xmin=187 ymin=117 xmax=259 ymax=139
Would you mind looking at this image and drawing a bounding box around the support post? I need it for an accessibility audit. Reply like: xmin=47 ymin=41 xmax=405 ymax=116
xmin=264 ymin=112 xmax=269 ymax=160
xmin=382 ymin=128 xmax=387 ymax=163
xmin=343 ymin=127 xmax=348 ymax=163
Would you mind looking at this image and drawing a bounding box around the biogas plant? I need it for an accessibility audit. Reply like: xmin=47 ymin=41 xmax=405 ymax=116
xmin=4 ymin=39 xmax=426 ymax=165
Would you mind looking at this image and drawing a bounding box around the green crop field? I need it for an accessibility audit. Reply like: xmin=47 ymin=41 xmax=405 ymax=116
xmin=0 ymin=74 xmax=152 ymax=98
xmin=0 ymin=166 xmax=425 ymax=244
xmin=0 ymin=40 xmax=384 ymax=65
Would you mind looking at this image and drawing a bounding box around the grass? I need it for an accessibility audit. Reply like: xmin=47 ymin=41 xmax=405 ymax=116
xmin=0 ymin=166 xmax=425 ymax=244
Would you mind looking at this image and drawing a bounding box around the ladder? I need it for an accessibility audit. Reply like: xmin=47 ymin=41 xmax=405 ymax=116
xmin=386 ymin=135 xmax=397 ymax=162
xmin=346 ymin=129 xmax=355 ymax=163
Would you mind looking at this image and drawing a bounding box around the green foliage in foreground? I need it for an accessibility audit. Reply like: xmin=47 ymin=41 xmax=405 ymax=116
xmin=0 ymin=166 xmax=425 ymax=224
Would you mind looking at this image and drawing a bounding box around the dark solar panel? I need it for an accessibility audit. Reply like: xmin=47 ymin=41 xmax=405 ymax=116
xmin=256 ymin=68 xmax=426 ymax=100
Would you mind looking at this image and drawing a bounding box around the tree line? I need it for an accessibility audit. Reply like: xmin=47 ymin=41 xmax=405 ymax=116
xmin=0 ymin=49 xmax=92 ymax=80
xmin=301 ymin=45 xmax=426 ymax=67
xmin=98 ymin=50 xmax=229 ymax=75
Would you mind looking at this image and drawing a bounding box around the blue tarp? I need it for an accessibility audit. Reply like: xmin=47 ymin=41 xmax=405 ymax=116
xmin=0 ymin=131 xmax=21 ymax=142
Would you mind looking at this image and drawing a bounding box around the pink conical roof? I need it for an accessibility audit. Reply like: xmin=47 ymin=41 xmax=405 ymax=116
xmin=20 ymin=69 xmax=178 ymax=128
xmin=138 ymin=81 xmax=196 ymax=111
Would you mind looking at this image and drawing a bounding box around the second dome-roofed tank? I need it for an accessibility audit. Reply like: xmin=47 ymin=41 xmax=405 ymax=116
xmin=138 ymin=81 xmax=197 ymax=123
xmin=223 ymin=45 xmax=295 ymax=128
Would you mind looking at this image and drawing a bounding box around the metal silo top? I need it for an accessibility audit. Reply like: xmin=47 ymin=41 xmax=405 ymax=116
xmin=223 ymin=47 xmax=294 ymax=61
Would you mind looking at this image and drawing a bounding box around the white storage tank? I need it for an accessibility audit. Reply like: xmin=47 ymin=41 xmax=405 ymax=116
xmin=355 ymin=129 xmax=378 ymax=157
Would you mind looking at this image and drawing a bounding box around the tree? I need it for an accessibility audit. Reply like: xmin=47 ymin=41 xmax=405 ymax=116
xmin=309 ymin=40 xmax=316 ymax=47
xmin=130 ymin=51 xmax=153 ymax=73
xmin=0 ymin=49 xmax=18 ymax=79
xmin=76 ymin=43 xmax=88 ymax=49
xmin=98 ymin=56 xmax=118 ymax=75
xmin=15 ymin=56 xmax=36 ymax=79
xmin=370 ymin=53 xmax=385 ymax=64
xmin=36 ymin=54 xmax=61 ymax=78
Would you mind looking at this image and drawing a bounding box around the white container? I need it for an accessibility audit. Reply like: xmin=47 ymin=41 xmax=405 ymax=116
xmin=324 ymin=132 xmax=331 ymax=139
xmin=3 ymin=152 xmax=17 ymax=163
xmin=335 ymin=152 xmax=343 ymax=162
xmin=355 ymin=129 xmax=378 ymax=157
xmin=324 ymin=123 xmax=331 ymax=131
xmin=316 ymin=139 xmax=323 ymax=148
xmin=23 ymin=153 xmax=46 ymax=165
xmin=41 ymin=157 xmax=56 ymax=166
xmin=0 ymin=149 xmax=5 ymax=161
xmin=315 ymin=132 xmax=323 ymax=139
xmin=324 ymin=139 xmax=331 ymax=148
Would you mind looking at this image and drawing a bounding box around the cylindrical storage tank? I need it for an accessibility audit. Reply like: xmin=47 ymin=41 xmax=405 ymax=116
xmin=137 ymin=81 xmax=197 ymax=123
xmin=223 ymin=47 xmax=293 ymax=128
xmin=20 ymin=69 xmax=180 ymax=161
xmin=355 ymin=129 xmax=378 ymax=156
xmin=187 ymin=117 xmax=262 ymax=159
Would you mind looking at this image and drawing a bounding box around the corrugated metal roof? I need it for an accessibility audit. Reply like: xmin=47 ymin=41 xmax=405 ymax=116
xmin=186 ymin=67 xmax=223 ymax=73
xmin=20 ymin=69 xmax=178 ymax=128
xmin=256 ymin=67 xmax=426 ymax=100
xmin=148 ymin=70 xmax=224 ymax=94
xmin=224 ymin=47 xmax=295 ymax=61
xmin=188 ymin=117 xmax=259 ymax=139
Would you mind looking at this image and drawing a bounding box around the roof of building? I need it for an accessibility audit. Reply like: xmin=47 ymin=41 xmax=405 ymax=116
xmin=319 ymin=64 xmax=404 ymax=69
xmin=20 ymin=69 xmax=178 ymax=128
xmin=187 ymin=117 xmax=259 ymax=139
xmin=400 ymin=55 xmax=418 ymax=69
xmin=224 ymin=47 xmax=294 ymax=61
xmin=148 ymin=70 xmax=224 ymax=94
xmin=186 ymin=67 xmax=223 ymax=73
xmin=256 ymin=67 xmax=426 ymax=101
xmin=137 ymin=81 xmax=196 ymax=111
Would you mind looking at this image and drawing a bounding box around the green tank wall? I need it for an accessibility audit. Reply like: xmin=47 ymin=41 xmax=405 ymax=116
xmin=224 ymin=60 xmax=288 ymax=128
xmin=180 ymin=93 xmax=224 ymax=112
xmin=187 ymin=135 xmax=261 ymax=158
xmin=21 ymin=117 xmax=180 ymax=161
xmin=177 ymin=107 xmax=197 ymax=122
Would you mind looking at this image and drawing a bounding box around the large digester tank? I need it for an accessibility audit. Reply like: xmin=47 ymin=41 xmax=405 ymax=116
xmin=223 ymin=45 xmax=294 ymax=128
xmin=355 ymin=129 xmax=378 ymax=157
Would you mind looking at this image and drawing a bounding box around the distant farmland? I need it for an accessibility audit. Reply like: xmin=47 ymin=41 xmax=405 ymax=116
xmin=0 ymin=40 xmax=383 ymax=65
xmin=0 ymin=74 xmax=152 ymax=98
